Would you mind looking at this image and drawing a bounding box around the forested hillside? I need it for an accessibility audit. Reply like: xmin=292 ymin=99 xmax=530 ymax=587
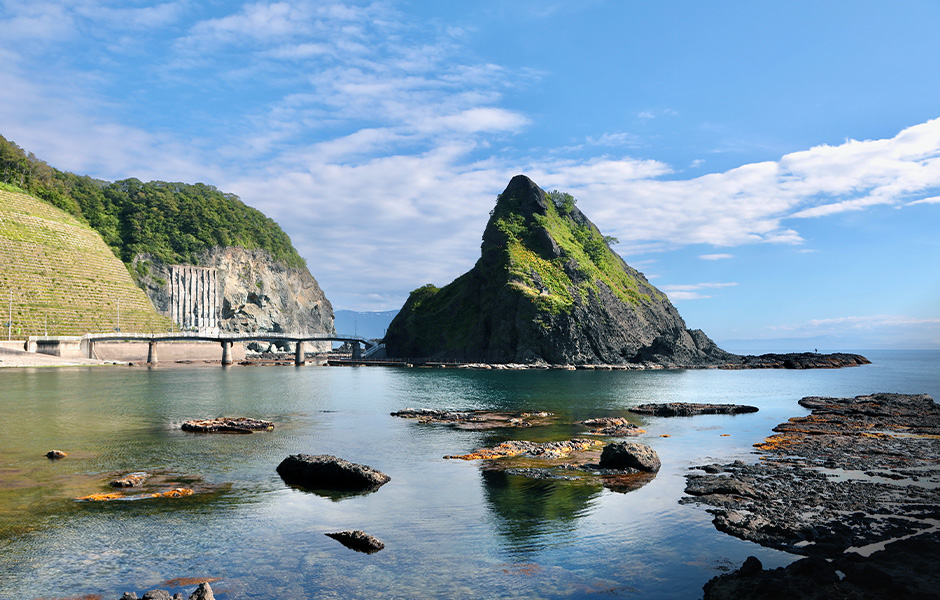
xmin=0 ymin=135 xmax=305 ymax=269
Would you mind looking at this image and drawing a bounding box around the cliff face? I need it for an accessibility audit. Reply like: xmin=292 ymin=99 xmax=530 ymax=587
xmin=135 ymin=246 xmax=334 ymax=338
xmin=384 ymin=175 xmax=733 ymax=366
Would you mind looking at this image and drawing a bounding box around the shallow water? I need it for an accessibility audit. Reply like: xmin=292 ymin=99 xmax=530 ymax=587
xmin=0 ymin=350 xmax=937 ymax=599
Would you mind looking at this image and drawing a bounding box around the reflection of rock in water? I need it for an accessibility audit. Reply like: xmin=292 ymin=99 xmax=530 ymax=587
xmin=481 ymin=470 xmax=601 ymax=556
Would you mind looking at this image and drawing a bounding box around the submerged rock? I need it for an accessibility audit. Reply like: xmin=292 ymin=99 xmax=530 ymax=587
xmin=599 ymin=442 xmax=661 ymax=472
xmin=110 ymin=472 xmax=148 ymax=488
xmin=276 ymin=454 xmax=390 ymax=491
xmin=629 ymin=403 xmax=758 ymax=417
xmin=181 ymin=417 xmax=273 ymax=433
xmin=325 ymin=530 xmax=385 ymax=553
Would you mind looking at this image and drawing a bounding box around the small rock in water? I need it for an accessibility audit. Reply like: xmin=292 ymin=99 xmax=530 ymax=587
xmin=45 ymin=449 xmax=67 ymax=459
xmin=189 ymin=582 xmax=215 ymax=600
xmin=325 ymin=530 xmax=385 ymax=553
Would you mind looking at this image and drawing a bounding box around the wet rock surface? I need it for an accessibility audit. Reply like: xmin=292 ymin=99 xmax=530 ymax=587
xmin=599 ymin=441 xmax=661 ymax=472
xmin=45 ymin=449 xmax=67 ymax=459
xmin=391 ymin=408 xmax=554 ymax=429
xmin=703 ymin=535 xmax=940 ymax=599
xmin=684 ymin=392 xmax=940 ymax=557
xmin=110 ymin=472 xmax=149 ymax=488
xmin=580 ymin=417 xmax=645 ymax=436
xmin=444 ymin=438 xmax=603 ymax=460
xmin=276 ymin=454 xmax=390 ymax=492
xmin=325 ymin=530 xmax=385 ymax=553
xmin=721 ymin=352 xmax=870 ymax=369
xmin=181 ymin=417 xmax=274 ymax=433
xmin=628 ymin=403 xmax=758 ymax=417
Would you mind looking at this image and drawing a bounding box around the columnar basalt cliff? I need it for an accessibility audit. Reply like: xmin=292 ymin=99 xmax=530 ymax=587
xmin=135 ymin=247 xmax=334 ymax=343
xmin=384 ymin=175 xmax=735 ymax=366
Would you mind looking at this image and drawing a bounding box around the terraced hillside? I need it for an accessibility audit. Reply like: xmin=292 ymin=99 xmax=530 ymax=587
xmin=0 ymin=186 xmax=173 ymax=337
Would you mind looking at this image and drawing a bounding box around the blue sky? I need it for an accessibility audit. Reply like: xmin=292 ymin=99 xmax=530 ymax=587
xmin=1 ymin=1 xmax=939 ymax=350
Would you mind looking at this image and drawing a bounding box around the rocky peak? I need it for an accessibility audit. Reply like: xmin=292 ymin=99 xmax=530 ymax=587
xmin=385 ymin=175 xmax=733 ymax=366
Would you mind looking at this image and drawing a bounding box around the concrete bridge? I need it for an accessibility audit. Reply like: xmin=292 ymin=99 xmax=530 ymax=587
xmin=28 ymin=332 xmax=378 ymax=366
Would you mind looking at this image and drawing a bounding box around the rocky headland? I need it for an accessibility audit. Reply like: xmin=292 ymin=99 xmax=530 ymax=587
xmin=384 ymin=175 xmax=868 ymax=371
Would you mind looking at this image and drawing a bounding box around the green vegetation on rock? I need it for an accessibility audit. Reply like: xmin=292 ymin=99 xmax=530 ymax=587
xmin=385 ymin=174 xmax=728 ymax=366
xmin=0 ymin=134 xmax=305 ymax=269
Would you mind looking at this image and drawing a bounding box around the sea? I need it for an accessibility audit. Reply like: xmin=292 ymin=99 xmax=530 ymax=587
xmin=0 ymin=350 xmax=937 ymax=599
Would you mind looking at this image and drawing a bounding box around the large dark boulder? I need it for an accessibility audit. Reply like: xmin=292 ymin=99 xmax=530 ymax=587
xmin=599 ymin=442 xmax=661 ymax=472
xmin=276 ymin=454 xmax=390 ymax=491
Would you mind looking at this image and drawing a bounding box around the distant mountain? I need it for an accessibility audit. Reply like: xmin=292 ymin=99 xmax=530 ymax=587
xmin=384 ymin=175 xmax=732 ymax=366
xmin=334 ymin=309 xmax=399 ymax=340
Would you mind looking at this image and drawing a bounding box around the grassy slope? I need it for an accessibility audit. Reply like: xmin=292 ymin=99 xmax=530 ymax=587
xmin=0 ymin=186 xmax=173 ymax=336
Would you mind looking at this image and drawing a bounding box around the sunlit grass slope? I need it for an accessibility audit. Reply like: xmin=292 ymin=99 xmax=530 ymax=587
xmin=0 ymin=185 xmax=173 ymax=337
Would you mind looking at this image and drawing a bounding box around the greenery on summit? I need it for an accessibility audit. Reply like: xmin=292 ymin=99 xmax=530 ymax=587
xmin=0 ymin=134 xmax=305 ymax=269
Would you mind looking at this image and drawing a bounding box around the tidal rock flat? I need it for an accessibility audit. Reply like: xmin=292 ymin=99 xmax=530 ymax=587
xmin=683 ymin=393 xmax=940 ymax=557
xmin=721 ymin=352 xmax=870 ymax=369
xmin=391 ymin=408 xmax=554 ymax=429
xmin=181 ymin=417 xmax=274 ymax=433
xmin=629 ymin=403 xmax=758 ymax=417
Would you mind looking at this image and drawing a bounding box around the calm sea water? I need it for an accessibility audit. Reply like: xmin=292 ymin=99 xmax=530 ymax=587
xmin=1 ymin=350 xmax=937 ymax=600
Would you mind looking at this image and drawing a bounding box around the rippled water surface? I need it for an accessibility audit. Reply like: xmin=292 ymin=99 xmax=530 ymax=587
xmin=1 ymin=351 xmax=937 ymax=599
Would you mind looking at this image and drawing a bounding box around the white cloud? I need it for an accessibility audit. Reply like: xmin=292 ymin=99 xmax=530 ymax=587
xmin=762 ymin=315 xmax=940 ymax=348
xmin=658 ymin=282 xmax=739 ymax=301
xmin=699 ymin=253 xmax=734 ymax=260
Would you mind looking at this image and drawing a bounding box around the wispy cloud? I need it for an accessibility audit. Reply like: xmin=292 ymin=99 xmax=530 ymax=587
xmin=658 ymin=282 xmax=738 ymax=301
xmin=699 ymin=253 xmax=734 ymax=260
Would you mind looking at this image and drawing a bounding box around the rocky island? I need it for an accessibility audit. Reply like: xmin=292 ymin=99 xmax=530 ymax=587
xmin=384 ymin=175 xmax=868 ymax=370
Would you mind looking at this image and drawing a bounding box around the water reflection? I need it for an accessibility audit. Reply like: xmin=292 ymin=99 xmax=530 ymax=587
xmin=481 ymin=469 xmax=601 ymax=557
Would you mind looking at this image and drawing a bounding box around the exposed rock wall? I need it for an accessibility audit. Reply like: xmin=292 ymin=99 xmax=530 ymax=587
xmin=168 ymin=265 xmax=219 ymax=331
xmin=134 ymin=247 xmax=334 ymax=349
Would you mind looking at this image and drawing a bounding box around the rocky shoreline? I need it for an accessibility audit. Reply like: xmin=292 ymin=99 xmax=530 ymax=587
xmin=682 ymin=393 xmax=940 ymax=597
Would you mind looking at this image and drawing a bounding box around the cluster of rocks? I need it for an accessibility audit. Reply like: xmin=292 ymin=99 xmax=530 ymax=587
xmin=629 ymin=403 xmax=758 ymax=417
xmin=684 ymin=393 xmax=940 ymax=596
xmin=119 ymin=581 xmax=214 ymax=600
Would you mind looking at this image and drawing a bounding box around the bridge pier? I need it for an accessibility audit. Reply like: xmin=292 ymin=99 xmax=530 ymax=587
xmin=221 ymin=341 xmax=233 ymax=365
xmin=295 ymin=341 xmax=306 ymax=366
xmin=352 ymin=342 xmax=362 ymax=360
xmin=147 ymin=341 xmax=158 ymax=366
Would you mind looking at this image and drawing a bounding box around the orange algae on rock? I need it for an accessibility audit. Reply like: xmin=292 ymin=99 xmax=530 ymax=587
xmin=77 ymin=488 xmax=195 ymax=501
